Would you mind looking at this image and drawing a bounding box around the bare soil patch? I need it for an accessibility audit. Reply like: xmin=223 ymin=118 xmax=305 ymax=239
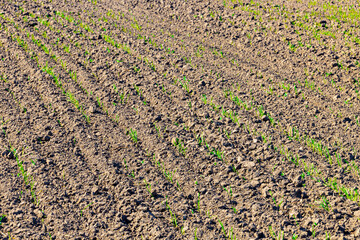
xmin=1 ymin=0 xmax=360 ymax=239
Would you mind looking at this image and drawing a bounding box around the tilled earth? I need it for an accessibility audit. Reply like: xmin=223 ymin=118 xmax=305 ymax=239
xmin=1 ymin=0 xmax=360 ymax=239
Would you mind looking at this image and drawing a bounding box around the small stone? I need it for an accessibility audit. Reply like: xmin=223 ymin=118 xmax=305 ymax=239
xmin=88 ymin=106 xmax=95 ymax=113
xmin=237 ymin=155 xmax=243 ymax=163
xmin=242 ymin=161 xmax=255 ymax=168
xmin=250 ymin=180 xmax=260 ymax=188
xmin=354 ymin=210 xmax=360 ymax=217
xmin=261 ymin=187 xmax=270 ymax=198
xmin=92 ymin=186 xmax=99 ymax=195
xmin=354 ymin=228 xmax=360 ymax=237
xmin=289 ymin=209 xmax=299 ymax=218
xmin=344 ymin=76 xmax=353 ymax=83
xmin=34 ymin=209 xmax=44 ymax=219
xmin=251 ymin=204 xmax=261 ymax=213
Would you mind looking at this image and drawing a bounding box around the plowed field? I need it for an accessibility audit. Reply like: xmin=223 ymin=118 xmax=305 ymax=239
xmin=1 ymin=0 xmax=360 ymax=239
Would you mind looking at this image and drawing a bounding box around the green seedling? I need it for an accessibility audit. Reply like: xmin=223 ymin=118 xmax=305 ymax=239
xmin=232 ymin=207 xmax=237 ymax=214
xmin=210 ymin=148 xmax=224 ymax=161
xmin=223 ymin=129 xmax=231 ymax=139
xmin=229 ymin=227 xmax=237 ymax=240
xmin=293 ymin=214 xmax=299 ymax=226
xmin=176 ymin=181 xmax=181 ymax=191
xmin=80 ymin=202 xmax=93 ymax=217
xmin=30 ymin=158 xmax=37 ymax=166
xmin=181 ymin=226 xmax=185 ymax=235
xmin=127 ymin=128 xmax=138 ymax=143
xmin=223 ymin=186 xmax=233 ymax=198
xmin=269 ymin=190 xmax=283 ymax=209
xmin=172 ymin=138 xmax=187 ymax=156
xmin=196 ymin=133 xmax=205 ymax=146
xmin=119 ymin=91 xmax=129 ymax=104
xmin=57 ymin=119 xmax=63 ymax=127
xmin=179 ymin=76 xmax=191 ymax=94
xmin=153 ymin=122 xmax=165 ymax=138
xmin=319 ymin=196 xmax=331 ymax=211
xmin=143 ymin=179 xmax=153 ymax=198
xmin=197 ymin=192 xmax=200 ymax=212
xmin=311 ymin=222 xmax=318 ymax=237
xmin=0 ymin=74 xmax=7 ymax=82
xmin=124 ymin=158 xmax=128 ymax=170
xmin=165 ymin=196 xmax=178 ymax=227
xmin=133 ymin=84 xmax=143 ymax=97
xmin=268 ymin=226 xmax=284 ymax=240
xmin=292 ymin=234 xmax=298 ymax=240
xmin=0 ymin=214 xmax=6 ymax=225
xmin=218 ymin=220 xmax=227 ymax=236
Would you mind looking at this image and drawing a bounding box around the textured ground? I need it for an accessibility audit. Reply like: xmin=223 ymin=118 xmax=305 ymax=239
xmin=1 ymin=0 xmax=360 ymax=239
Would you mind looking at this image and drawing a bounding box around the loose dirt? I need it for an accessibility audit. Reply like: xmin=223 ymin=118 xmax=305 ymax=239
xmin=1 ymin=0 xmax=360 ymax=239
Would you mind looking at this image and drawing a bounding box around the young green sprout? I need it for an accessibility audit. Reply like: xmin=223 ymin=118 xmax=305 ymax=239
xmin=172 ymin=137 xmax=187 ymax=157
xmin=127 ymin=128 xmax=138 ymax=143
xmin=80 ymin=202 xmax=93 ymax=217
xmin=312 ymin=222 xmax=318 ymax=237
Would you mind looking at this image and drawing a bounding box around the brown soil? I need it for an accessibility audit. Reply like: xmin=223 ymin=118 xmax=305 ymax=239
xmin=1 ymin=0 xmax=360 ymax=239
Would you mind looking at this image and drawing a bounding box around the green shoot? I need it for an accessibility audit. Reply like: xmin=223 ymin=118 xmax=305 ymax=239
xmin=127 ymin=128 xmax=138 ymax=143
xmin=80 ymin=202 xmax=93 ymax=217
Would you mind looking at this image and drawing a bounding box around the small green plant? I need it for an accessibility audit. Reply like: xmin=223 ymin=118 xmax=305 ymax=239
xmin=218 ymin=219 xmax=227 ymax=236
xmin=319 ymin=196 xmax=331 ymax=211
xmin=179 ymin=76 xmax=191 ymax=94
xmin=232 ymin=207 xmax=237 ymax=214
xmin=0 ymin=214 xmax=6 ymax=225
xmin=172 ymin=137 xmax=187 ymax=156
xmin=210 ymin=148 xmax=224 ymax=161
xmin=0 ymin=74 xmax=7 ymax=82
xmin=164 ymin=196 xmax=178 ymax=227
xmin=269 ymin=190 xmax=283 ymax=209
xmin=176 ymin=180 xmax=181 ymax=191
xmin=127 ymin=128 xmax=138 ymax=143
xmin=268 ymin=226 xmax=284 ymax=240
xmin=292 ymin=233 xmax=298 ymax=240
xmin=80 ymin=202 xmax=93 ymax=217
xmin=123 ymin=158 xmax=128 ymax=170
xmin=196 ymin=133 xmax=205 ymax=146
xmin=153 ymin=122 xmax=165 ymax=138
xmin=143 ymin=179 xmax=153 ymax=198
xmin=312 ymin=222 xmax=318 ymax=237
xmin=197 ymin=192 xmax=200 ymax=212
xmin=223 ymin=129 xmax=231 ymax=139
xmin=223 ymin=185 xmax=233 ymax=198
